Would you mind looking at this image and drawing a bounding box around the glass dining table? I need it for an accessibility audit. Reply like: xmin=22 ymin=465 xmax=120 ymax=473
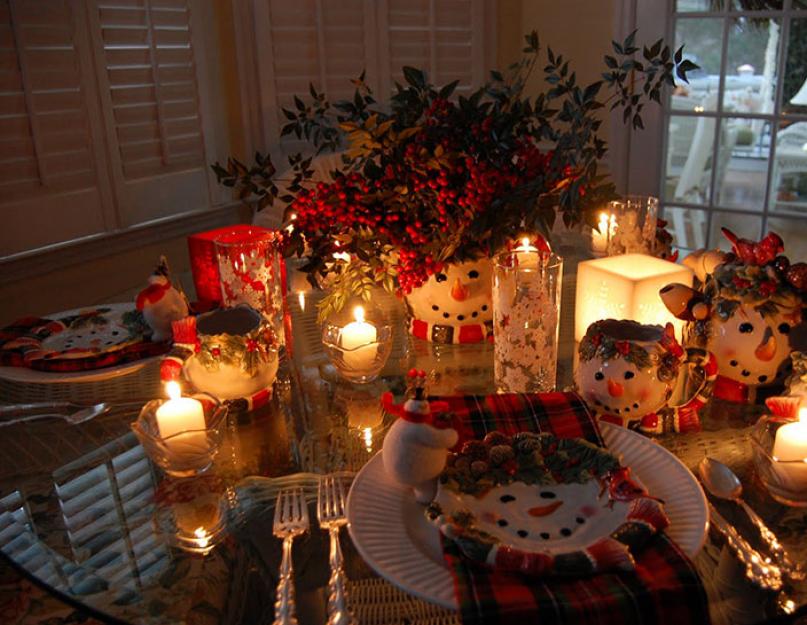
xmin=1 ymin=245 xmax=806 ymax=625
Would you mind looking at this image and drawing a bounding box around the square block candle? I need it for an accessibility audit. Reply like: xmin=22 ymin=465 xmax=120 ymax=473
xmin=574 ymin=253 xmax=694 ymax=341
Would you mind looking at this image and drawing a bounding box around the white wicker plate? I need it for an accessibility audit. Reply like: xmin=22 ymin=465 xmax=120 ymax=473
xmin=0 ymin=303 xmax=157 ymax=383
xmin=346 ymin=421 xmax=708 ymax=610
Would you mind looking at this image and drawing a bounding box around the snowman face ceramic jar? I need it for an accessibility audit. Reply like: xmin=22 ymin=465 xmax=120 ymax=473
xmin=661 ymin=230 xmax=807 ymax=403
xmin=406 ymin=258 xmax=493 ymax=344
xmin=575 ymin=319 xmax=715 ymax=433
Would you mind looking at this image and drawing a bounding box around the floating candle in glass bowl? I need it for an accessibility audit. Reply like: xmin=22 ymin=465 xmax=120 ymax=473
xmin=751 ymin=406 xmax=807 ymax=507
xmin=322 ymin=305 xmax=392 ymax=384
xmin=132 ymin=383 xmax=228 ymax=477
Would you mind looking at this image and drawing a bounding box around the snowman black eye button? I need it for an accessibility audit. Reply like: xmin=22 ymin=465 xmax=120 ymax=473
xmin=594 ymin=372 xmax=604 ymax=381
xmin=500 ymin=494 xmax=516 ymax=503
xmin=468 ymin=270 xmax=479 ymax=279
xmin=435 ymin=273 xmax=448 ymax=282
xmin=778 ymin=323 xmax=791 ymax=334
xmin=624 ymin=371 xmax=635 ymax=380
xmin=739 ymin=322 xmax=754 ymax=333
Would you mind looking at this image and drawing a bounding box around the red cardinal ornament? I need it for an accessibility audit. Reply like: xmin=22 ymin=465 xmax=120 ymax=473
xmin=721 ymin=228 xmax=784 ymax=266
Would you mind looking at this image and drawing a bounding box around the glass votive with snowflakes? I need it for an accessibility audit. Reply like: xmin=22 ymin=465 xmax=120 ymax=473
xmin=493 ymin=247 xmax=563 ymax=393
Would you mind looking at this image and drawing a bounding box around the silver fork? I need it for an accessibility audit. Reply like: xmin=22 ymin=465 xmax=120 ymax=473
xmin=272 ymin=488 xmax=309 ymax=625
xmin=0 ymin=402 xmax=110 ymax=427
xmin=317 ymin=475 xmax=357 ymax=625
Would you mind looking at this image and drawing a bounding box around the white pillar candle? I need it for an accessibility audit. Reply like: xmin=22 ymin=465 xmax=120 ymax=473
xmin=772 ymin=408 xmax=807 ymax=492
xmin=156 ymin=381 xmax=207 ymax=453
xmin=341 ymin=306 xmax=378 ymax=371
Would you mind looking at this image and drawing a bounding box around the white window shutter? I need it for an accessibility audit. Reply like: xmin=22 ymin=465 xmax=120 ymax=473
xmin=88 ymin=0 xmax=213 ymax=228
xmin=250 ymin=0 xmax=493 ymax=160
xmin=0 ymin=0 xmax=112 ymax=256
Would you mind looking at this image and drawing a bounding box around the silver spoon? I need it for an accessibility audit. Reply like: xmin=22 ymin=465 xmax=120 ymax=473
xmin=699 ymin=457 xmax=804 ymax=582
xmin=0 ymin=402 xmax=111 ymax=427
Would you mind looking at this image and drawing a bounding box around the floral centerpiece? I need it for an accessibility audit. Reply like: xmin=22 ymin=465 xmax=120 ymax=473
xmin=214 ymin=31 xmax=696 ymax=331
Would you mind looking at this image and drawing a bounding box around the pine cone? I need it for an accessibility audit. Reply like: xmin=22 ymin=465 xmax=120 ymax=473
xmin=488 ymin=444 xmax=515 ymax=465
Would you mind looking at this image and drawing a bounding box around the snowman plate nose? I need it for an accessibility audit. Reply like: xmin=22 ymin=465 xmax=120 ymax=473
xmin=607 ymin=379 xmax=624 ymax=397
xmin=755 ymin=330 xmax=777 ymax=362
xmin=451 ymin=278 xmax=469 ymax=301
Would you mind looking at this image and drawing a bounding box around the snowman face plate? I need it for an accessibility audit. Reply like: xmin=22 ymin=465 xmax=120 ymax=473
xmin=37 ymin=307 xmax=146 ymax=360
xmin=406 ymin=259 xmax=493 ymax=327
xmin=426 ymin=432 xmax=669 ymax=577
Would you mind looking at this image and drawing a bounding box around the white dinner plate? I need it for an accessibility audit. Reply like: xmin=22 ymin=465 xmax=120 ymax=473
xmin=0 ymin=303 xmax=158 ymax=383
xmin=346 ymin=421 xmax=709 ymax=610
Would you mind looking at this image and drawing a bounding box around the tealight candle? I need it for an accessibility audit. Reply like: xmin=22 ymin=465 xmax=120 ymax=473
xmin=772 ymin=408 xmax=807 ymax=492
xmin=156 ymin=381 xmax=207 ymax=452
xmin=591 ymin=211 xmax=616 ymax=255
xmin=515 ymin=237 xmax=539 ymax=269
xmin=341 ymin=306 xmax=378 ymax=371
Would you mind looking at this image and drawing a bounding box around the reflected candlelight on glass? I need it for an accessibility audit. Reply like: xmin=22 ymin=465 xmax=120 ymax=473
xmin=297 ymin=291 xmax=306 ymax=312
xmin=591 ymin=211 xmax=616 ymax=254
xmin=363 ymin=426 xmax=374 ymax=453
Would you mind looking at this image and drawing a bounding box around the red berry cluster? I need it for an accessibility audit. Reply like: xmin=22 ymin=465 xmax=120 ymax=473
xmin=288 ymin=95 xmax=576 ymax=295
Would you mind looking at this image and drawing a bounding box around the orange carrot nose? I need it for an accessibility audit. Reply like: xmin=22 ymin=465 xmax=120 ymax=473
xmin=755 ymin=330 xmax=777 ymax=362
xmin=607 ymin=379 xmax=624 ymax=397
xmin=451 ymin=278 xmax=469 ymax=301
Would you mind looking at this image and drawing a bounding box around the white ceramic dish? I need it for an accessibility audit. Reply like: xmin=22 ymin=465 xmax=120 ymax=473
xmin=346 ymin=421 xmax=709 ymax=609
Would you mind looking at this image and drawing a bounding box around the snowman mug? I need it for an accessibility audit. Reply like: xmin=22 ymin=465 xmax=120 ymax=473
xmin=575 ymin=319 xmax=717 ymax=434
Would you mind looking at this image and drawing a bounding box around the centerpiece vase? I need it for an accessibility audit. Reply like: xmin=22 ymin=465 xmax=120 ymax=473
xmin=404 ymin=258 xmax=493 ymax=344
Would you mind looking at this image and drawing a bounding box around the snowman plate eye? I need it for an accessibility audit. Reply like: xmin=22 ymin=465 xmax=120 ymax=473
xmin=435 ymin=273 xmax=447 ymax=283
xmin=739 ymin=322 xmax=754 ymax=333
xmin=624 ymin=371 xmax=635 ymax=380
xmin=468 ymin=270 xmax=479 ymax=279
xmin=594 ymin=372 xmax=604 ymax=381
xmin=778 ymin=323 xmax=791 ymax=335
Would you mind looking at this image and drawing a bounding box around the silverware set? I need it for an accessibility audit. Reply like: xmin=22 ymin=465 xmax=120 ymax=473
xmin=0 ymin=399 xmax=153 ymax=426
xmin=697 ymin=456 xmax=803 ymax=611
xmin=271 ymin=475 xmax=356 ymax=625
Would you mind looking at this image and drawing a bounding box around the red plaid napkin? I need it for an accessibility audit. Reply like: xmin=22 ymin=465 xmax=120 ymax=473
xmin=434 ymin=391 xmax=710 ymax=625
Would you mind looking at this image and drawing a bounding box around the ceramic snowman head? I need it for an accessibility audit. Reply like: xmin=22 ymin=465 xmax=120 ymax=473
xmin=575 ymin=319 xmax=715 ymax=434
xmin=406 ymin=258 xmax=493 ymax=344
xmin=661 ymin=229 xmax=807 ymax=404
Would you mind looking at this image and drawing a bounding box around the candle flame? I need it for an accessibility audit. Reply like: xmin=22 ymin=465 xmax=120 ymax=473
xmin=521 ymin=236 xmax=530 ymax=248
xmin=165 ymin=380 xmax=181 ymax=401
xmin=353 ymin=306 xmax=365 ymax=323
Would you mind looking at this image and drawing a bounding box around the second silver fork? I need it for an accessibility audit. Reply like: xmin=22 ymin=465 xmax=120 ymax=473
xmin=273 ymin=487 xmax=309 ymax=625
xmin=318 ymin=474 xmax=357 ymax=625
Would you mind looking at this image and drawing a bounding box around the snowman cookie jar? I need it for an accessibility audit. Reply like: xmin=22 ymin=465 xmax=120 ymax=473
xmin=406 ymin=259 xmax=493 ymax=344
xmin=575 ymin=320 xmax=717 ymax=434
xmin=381 ymin=370 xmax=458 ymax=503
xmin=661 ymin=229 xmax=807 ymax=406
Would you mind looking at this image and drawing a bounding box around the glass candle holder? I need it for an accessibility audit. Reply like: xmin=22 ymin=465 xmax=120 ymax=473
xmin=751 ymin=413 xmax=807 ymax=507
xmin=493 ymin=249 xmax=563 ymax=393
xmin=131 ymin=395 xmax=228 ymax=478
xmin=215 ymin=227 xmax=285 ymax=333
xmin=322 ymin=305 xmax=393 ymax=384
xmin=597 ymin=195 xmax=659 ymax=256
xmin=154 ymin=476 xmax=228 ymax=555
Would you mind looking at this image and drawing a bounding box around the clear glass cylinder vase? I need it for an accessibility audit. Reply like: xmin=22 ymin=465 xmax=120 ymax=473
xmin=493 ymin=250 xmax=563 ymax=393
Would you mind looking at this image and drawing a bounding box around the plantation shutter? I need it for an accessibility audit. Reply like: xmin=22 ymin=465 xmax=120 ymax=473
xmin=252 ymin=0 xmax=492 ymax=159
xmin=0 ymin=0 xmax=113 ymax=256
xmin=89 ymin=0 xmax=214 ymax=227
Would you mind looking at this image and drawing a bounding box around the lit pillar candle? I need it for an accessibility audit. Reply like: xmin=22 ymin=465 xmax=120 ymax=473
xmin=341 ymin=306 xmax=378 ymax=371
xmin=591 ymin=211 xmax=616 ymax=255
xmin=156 ymin=381 xmax=207 ymax=452
xmin=772 ymin=408 xmax=807 ymax=491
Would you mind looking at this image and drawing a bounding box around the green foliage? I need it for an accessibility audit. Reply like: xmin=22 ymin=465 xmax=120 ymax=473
xmin=212 ymin=30 xmax=696 ymax=319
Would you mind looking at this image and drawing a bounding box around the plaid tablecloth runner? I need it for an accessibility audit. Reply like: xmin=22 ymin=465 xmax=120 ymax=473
xmin=435 ymin=391 xmax=710 ymax=625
